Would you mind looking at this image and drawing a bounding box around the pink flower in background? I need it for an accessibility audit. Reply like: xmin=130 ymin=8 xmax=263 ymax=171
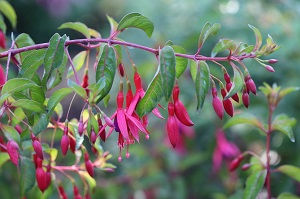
xmin=212 ymin=129 xmax=240 ymax=173
xmin=0 ymin=64 xmax=5 ymax=90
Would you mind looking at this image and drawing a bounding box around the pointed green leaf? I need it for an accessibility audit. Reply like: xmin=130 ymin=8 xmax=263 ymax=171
xmin=19 ymin=157 xmax=35 ymax=197
xmin=136 ymin=72 xmax=163 ymax=117
xmin=172 ymin=45 xmax=188 ymax=78
xmin=278 ymin=193 xmax=300 ymax=199
xmin=117 ymin=12 xmax=154 ymax=37
xmin=79 ymin=171 xmax=96 ymax=192
xmin=198 ymin=23 xmax=221 ymax=49
xmin=0 ymin=0 xmax=16 ymax=28
xmin=31 ymin=114 xmax=49 ymax=137
xmin=272 ymin=114 xmax=296 ymax=142
xmin=58 ymin=22 xmax=90 ymax=39
xmin=103 ymin=94 xmax=110 ymax=108
xmin=106 ymin=15 xmax=119 ymax=35
xmin=233 ymin=43 xmax=254 ymax=56
xmin=66 ymin=51 xmax=87 ymax=78
xmin=95 ymin=45 xmax=116 ymax=102
xmin=15 ymin=33 xmax=35 ymax=61
xmin=0 ymin=93 xmax=10 ymax=107
xmin=89 ymin=28 xmax=101 ymax=38
xmin=44 ymin=148 xmax=58 ymax=162
xmin=224 ymin=113 xmax=264 ymax=130
xmin=248 ymin=25 xmax=262 ymax=51
xmin=278 ymin=165 xmax=300 ymax=182
xmin=279 ymin=87 xmax=300 ymax=100
xmin=225 ymin=64 xmax=244 ymax=99
xmin=2 ymin=78 xmax=40 ymax=96
xmin=0 ymin=14 xmax=7 ymax=33
xmin=89 ymin=76 xmax=106 ymax=97
xmin=67 ymin=79 xmax=87 ymax=100
xmin=12 ymin=99 xmax=45 ymax=113
xmin=159 ymin=46 xmax=176 ymax=101
xmin=0 ymin=153 xmax=10 ymax=168
xmin=19 ymin=49 xmax=46 ymax=79
xmin=0 ymin=124 xmax=20 ymax=143
xmin=211 ymin=39 xmax=236 ymax=57
xmin=243 ymin=170 xmax=267 ymax=199
xmin=29 ymin=85 xmax=45 ymax=105
xmin=195 ymin=61 xmax=210 ymax=109
xmin=42 ymin=33 xmax=67 ymax=90
xmin=46 ymin=87 xmax=73 ymax=116
xmin=11 ymin=107 xmax=26 ymax=126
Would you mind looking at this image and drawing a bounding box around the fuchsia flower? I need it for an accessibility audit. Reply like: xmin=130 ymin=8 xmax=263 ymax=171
xmin=212 ymin=129 xmax=240 ymax=173
xmin=0 ymin=30 xmax=5 ymax=49
xmin=166 ymin=102 xmax=179 ymax=148
xmin=0 ymin=64 xmax=5 ymax=90
xmin=61 ymin=126 xmax=70 ymax=156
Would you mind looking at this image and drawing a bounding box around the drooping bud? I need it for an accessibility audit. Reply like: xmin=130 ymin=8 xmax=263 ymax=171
xmin=212 ymin=87 xmax=224 ymax=120
xmin=133 ymin=72 xmax=143 ymax=91
xmin=85 ymin=193 xmax=91 ymax=199
xmin=90 ymin=129 xmax=97 ymax=144
xmin=31 ymin=134 xmax=44 ymax=160
xmin=0 ymin=64 xmax=5 ymax=90
xmin=69 ymin=133 xmax=76 ymax=153
xmin=221 ymin=88 xmax=234 ymax=117
xmin=0 ymin=30 xmax=5 ymax=49
xmin=241 ymin=163 xmax=252 ymax=171
xmin=98 ymin=118 xmax=106 ymax=142
xmin=73 ymin=185 xmax=82 ymax=199
xmin=58 ymin=185 xmax=68 ymax=199
xmin=242 ymin=89 xmax=250 ymax=108
xmin=45 ymin=167 xmax=52 ymax=189
xmin=224 ymin=73 xmax=231 ymax=84
xmin=78 ymin=119 xmax=84 ymax=136
xmin=84 ymin=153 xmax=94 ymax=177
xmin=118 ymin=63 xmax=125 ymax=77
xmin=7 ymin=140 xmax=20 ymax=166
xmin=265 ymin=65 xmax=275 ymax=72
xmin=245 ymin=75 xmax=257 ymax=95
xmin=15 ymin=125 xmax=23 ymax=134
xmin=226 ymin=82 xmax=239 ymax=102
xmin=104 ymin=114 xmax=114 ymax=128
xmin=167 ymin=102 xmax=179 ymax=148
xmin=268 ymin=59 xmax=278 ymax=64
xmin=60 ymin=134 xmax=70 ymax=156
xmin=36 ymin=167 xmax=47 ymax=192
xmin=229 ymin=154 xmax=244 ymax=172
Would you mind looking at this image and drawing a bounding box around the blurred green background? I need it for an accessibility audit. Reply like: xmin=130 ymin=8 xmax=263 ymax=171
xmin=1 ymin=0 xmax=300 ymax=198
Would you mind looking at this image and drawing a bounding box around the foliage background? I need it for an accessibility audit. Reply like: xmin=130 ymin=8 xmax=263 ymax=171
xmin=1 ymin=0 xmax=300 ymax=198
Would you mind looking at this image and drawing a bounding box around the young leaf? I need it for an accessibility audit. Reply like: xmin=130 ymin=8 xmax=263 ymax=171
xmin=46 ymin=87 xmax=73 ymax=116
xmin=42 ymin=33 xmax=67 ymax=90
xmin=89 ymin=28 xmax=101 ymax=38
xmin=66 ymin=51 xmax=87 ymax=78
xmin=95 ymin=45 xmax=117 ymax=102
xmin=233 ymin=43 xmax=254 ymax=56
xmin=12 ymin=99 xmax=45 ymax=113
xmin=19 ymin=157 xmax=35 ymax=197
xmin=211 ymin=39 xmax=236 ymax=57
xmin=67 ymin=79 xmax=87 ymax=100
xmin=243 ymin=170 xmax=267 ymax=199
xmin=31 ymin=114 xmax=49 ymax=137
xmin=136 ymin=72 xmax=163 ymax=117
xmin=278 ymin=193 xmax=300 ymax=199
xmin=248 ymin=24 xmax=262 ymax=51
xmin=117 ymin=13 xmax=154 ymax=37
xmin=79 ymin=171 xmax=96 ymax=192
xmin=0 ymin=14 xmax=7 ymax=33
xmin=277 ymin=165 xmax=300 ymax=182
xmin=106 ymin=15 xmax=119 ymax=36
xmin=0 ymin=0 xmax=17 ymax=28
xmin=89 ymin=76 xmax=106 ymax=97
xmin=225 ymin=64 xmax=244 ymax=99
xmin=198 ymin=23 xmax=221 ymax=49
xmin=0 ymin=153 xmax=10 ymax=168
xmin=272 ymin=114 xmax=296 ymax=142
xmin=172 ymin=45 xmax=188 ymax=78
xmin=195 ymin=61 xmax=210 ymax=110
xmin=159 ymin=46 xmax=176 ymax=101
xmin=224 ymin=113 xmax=264 ymax=131
xmin=58 ymin=22 xmax=90 ymax=39
xmin=14 ymin=33 xmax=35 ymax=61
xmin=44 ymin=148 xmax=58 ymax=162
xmin=0 ymin=124 xmax=20 ymax=143
xmin=279 ymin=87 xmax=300 ymax=101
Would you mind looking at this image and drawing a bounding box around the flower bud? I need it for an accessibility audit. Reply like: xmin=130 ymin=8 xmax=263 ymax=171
xmin=245 ymin=76 xmax=257 ymax=95
xmin=60 ymin=134 xmax=70 ymax=156
xmin=226 ymin=82 xmax=239 ymax=102
xmin=69 ymin=134 xmax=76 ymax=153
xmin=32 ymin=139 xmax=44 ymax=160
xmin=0 ymin=64 xmax=5 ymax=90
xmin=166 ymin=115 xmax=179 ymax=148
xmin=212 ymin=88 xmax=223 ymax=120
xmin=268 ymin=59 xmax=278 ymax=64
xmin=103 ymin=114 xmax=114 ymax=128
xmin=229 ymin=154 xmax=244 ymax=172
xmin=73 ymin=185 xmax=82 ymax=199
xmin=265 ymin=65 xmax=275 ymax=72
xmin=241 ymin=163 xmax=252 ymax=171
xmin=78 ymin=119 xmax=84 ymax=136
xmin=7 ymin=140 xmax=20 ymax=166
xmin=242 ymin=90 xmax=250 ymax=108
xmin=58 ymin=185 xmax=68 ymax=199
xmin=84 ymin=153 xmax=94 ymax=177
xmin=15 ymin=125 xmax=23 ymax=134
xmin=224 ymin=73 xmax=231 ymax=84
xmin=118 ymin=63 xmax=125 ymax=77
xmin=36 ymin=167 xmax=47 ymax=192
xmin=85 ymin=193 xmax=91 ymax=199
xmin=174 ymin=100 xmax=194 ymax=126
xmin=0 ymin=30 xmax=5 ymax=49
xmin=90 ymin=129 xmax=97 ymax=144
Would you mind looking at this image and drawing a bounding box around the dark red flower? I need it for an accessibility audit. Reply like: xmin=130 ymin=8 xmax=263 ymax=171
xmin=166 ymin=102 xmax=179 ymax=148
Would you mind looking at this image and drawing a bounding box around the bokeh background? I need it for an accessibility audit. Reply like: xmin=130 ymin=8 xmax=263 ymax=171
xmin=1 ymin=0 xmax=300 ymax=198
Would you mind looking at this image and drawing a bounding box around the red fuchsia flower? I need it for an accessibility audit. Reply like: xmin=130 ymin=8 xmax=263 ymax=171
xmin=212 ymin=129 xmax=240 ymax=173
xmin=244 ymin=75 xmax=257 ymax=95
xmin=229 ymin=154 xmax=244 ymax=172
xmin=30 ymin=133 xmax=44 ymax=160
xmin=242 ymin=88 xmax=250 ymax=108
xmin=220 ymin=88 xmax=234 ymax=117
xmin=212 ymin=87 xmax=224 ymax=120
xmin=84 ymin=152 xmax=94 ymax=177
xmin=73 ymin=185 xmax=82 ymax=199
xmin=172 ymin=85 xmax=194 ymax=126
xmin=7 ymin=140 xmax=20 ymax=166
xmin=58 ymin=185 xmax=68 ymax=199
xmin=36 ymin=164 xmax=47 ymax=192
xmin=224 ymin=73 xmax=239 ymax=103
xmin=61 ymin=126 xmax=70 ymax=156
xmin=166 ymin=102 xmax=179 ymax=148
xmin=0 ymin=30 xmax=5 ymax=49
xmin=0 ymin=64 xmax=5 ymax=90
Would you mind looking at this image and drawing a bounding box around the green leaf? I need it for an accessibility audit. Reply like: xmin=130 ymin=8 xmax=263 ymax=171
xmin=278 ymin=192 xmax=300 ymax=199
xmin=89 ymin=28 xmax=101 ymax=38
xmin=233 ymin=43 xmax=254 ymax=56
xmin=248 ymin=25 xmax=262 ymax=51
xmin=15 ymin=33 xmax=35 ymax=61
xmin=2 ymin=78 xmax=39 ymax=96
xmin=198 ymin=23 xmax=221 ymax=49
xmin=19 ymin=157 xmax=36 ymax=197
xmin=0 ymin=124 xmax=20 ymax=143
xmin=279 ymin=87 xmax=300 ymax=100
xmin=224 ymin=112 xmax=264 ymax=130
xmin=117 ymin=12 xmax=154 ymax=37
xmin=89 ymin=76 xmax=106 ymax=97
xmin=0 ymin=0 xmax=17 ymax=28
xmin=32 ymin=114 xmax=49 ymax=137
xmin=46 ymin=87 xmax=73 ymax=117
xmin=95 ymin=45 xmax=116 ymax=102
xmin=44 ymin=148 xmax=58 ymax=162
xmin=79 ymin=171 xmax=96 ymax=192
xmin=195 ymin=61 xmax=210 ymax=110
xmin=225 ymin=64 xmax=244 ymax=99
xmin=12 ymin=99 xmax=45 ymax=113
xmin=87 ymin=113 xmax=99 ymax=136
xmin=136 ymin=72 xmax=163 ymax=117
xmin=11 ymin=107 xmax=26 ymax=126
xmin=29 ymin=84 xmax=45 ymax=105
xmin=106 ymin=15 xmax=119 ymax=35
xmin=0 ymin=14 xmax=7 ymax=33
xmin=0 ymin=153 xmax=10 ymax=168
xmin=278 ymin=165 xmax=300 ymax=182
xmin=103 ymin=94 xmax=110 ymax=108
xmin=243 ymin=170 xmax=267 ymax=199
xmin=58 ymin=22 xmax=90 ymax=39
xmin=272 ymin=114 xmax=296 ymax=142
xmin=159 ymin=46 xmax=176 ymax=101
xmin=0 ymin=93 xmax=10 ymax=107
xmin=66 ymin=51 xmax=87 ymax=78
xmin=211 ymin=39 xmax=236 ymax=57
xmin=42 ymin=33 xmax=67 ymax=90
xmin=19 ymin=49 xmax=46 ymax=79
xmin=67 ymin=79 xmax=87 ymax=100
xmin=172 ymin=45 xmax=188 ymax=78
